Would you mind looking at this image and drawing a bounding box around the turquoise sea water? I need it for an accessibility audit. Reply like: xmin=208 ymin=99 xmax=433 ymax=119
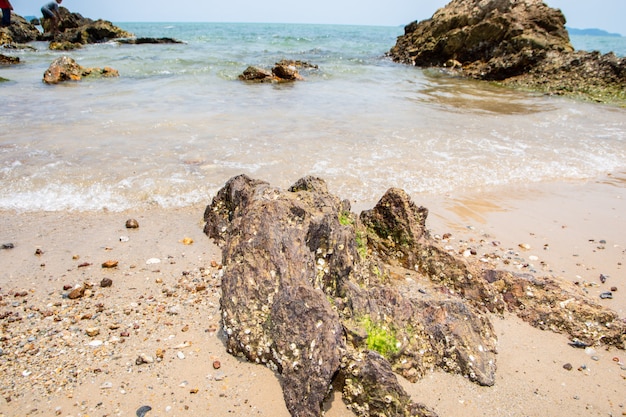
xmin=0 ymin=23 xmax=625 ymax=211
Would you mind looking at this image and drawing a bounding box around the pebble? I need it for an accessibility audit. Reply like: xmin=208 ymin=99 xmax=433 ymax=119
xmin=136 ymin=354 xmax=154 ymax=365
xmin=100 ymin=381 xmax=113 ymax=389
xmin=563 ymin=363 xmax=573 ymax=371
xmin=119 ymin=235 xmax=130 ymax=242
xmin=146 ymin=258 xmax=161 ymax=265
xmin=177 ymin=351 xmax=185 ymax=360
xmin=86 ymin=327 xmax=100 ymax=337
xmin=100 ymin=278 xmax=113 ymax=287
xmin=102 ymin=260 xmax=119 ymax=268
xmin=519 ymin=243 xmax=531 ymax=250
xmin=125 ymin=219 xmax=139 ymax=229
xmin=599 ymin=292 xmax=613 ymax=299
xmin=1 ymin=243 xmax=14 ymax=249
xmin=136 ymin=405 xmax=152 ymax=417
xmin=67 ymin=287 xmax=85 ymax=300
xmin=213 ymin=360 xmax=221 ymax=369
xmin=89 ymin=340 xmax=103 ymax=347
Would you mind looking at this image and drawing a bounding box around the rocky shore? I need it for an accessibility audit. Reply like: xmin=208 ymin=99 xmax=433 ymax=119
xmin=389 ymin=0 xmax=626 ymax=104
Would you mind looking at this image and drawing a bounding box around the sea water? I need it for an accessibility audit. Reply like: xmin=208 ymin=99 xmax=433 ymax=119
xmin=0 ymin=23 xmax=625 ymax=211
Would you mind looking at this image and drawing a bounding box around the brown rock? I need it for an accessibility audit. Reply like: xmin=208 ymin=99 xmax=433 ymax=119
xmin=43 ymin=56 xmax=119 ymax=84
xmin=67 ymin=287 xmax=85 ymax=299
xmin=101 ymin=260 xmax=118 ymax=268
xmin=388 ymin=0 xmax=626 ymax=103
xmin=100 ymin=278 xmax=113 ymax=287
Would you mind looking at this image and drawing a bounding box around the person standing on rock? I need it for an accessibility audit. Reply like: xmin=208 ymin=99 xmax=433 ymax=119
xmin=41 ymin=0 xmax=62 ymax=35
xmin=0 ymin=0 xmax=13 ymax=27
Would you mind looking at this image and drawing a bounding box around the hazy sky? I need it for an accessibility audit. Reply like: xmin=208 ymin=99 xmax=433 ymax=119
xmin=15 ymin=0 xmax=625 ymax=35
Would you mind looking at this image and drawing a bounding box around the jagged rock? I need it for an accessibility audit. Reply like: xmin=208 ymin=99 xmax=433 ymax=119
xmin=238 ymin=65 xmax=273 ymax=82
xmin=276 ymin=59 xmax=319 ymax=69
xmin=204 ymin=175 xmax=625 ymax=417
xmin=390 ymin=0 xmax=572 ymax=77
xmin=0 ymin=53 xmax=19 ymax=64
xmin=37 ymin=8 xmax=132 ymax=43
xmin=49 ymin=41 xmax=82 ymax=51
xmin=272 ymin=63 xmax=304 ymax=81
xmin=341 ymin=351 xmax=438 ymax=417
xmin=483 ymin=269 xmax=626 ymax=347
xmin=0 ymin=14 xmax=40 ymax=44
xmin=389 ymin=0 xmax=625 ymax=102
xmin=43 ymin=55 xmax=118 ymax=84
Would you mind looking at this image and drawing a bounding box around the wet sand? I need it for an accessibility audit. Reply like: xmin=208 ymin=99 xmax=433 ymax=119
xmin=0 ymin=175 xmax=624 ymax=417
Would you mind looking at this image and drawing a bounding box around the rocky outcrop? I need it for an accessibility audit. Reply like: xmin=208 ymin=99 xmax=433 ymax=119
xmin=389 ymin=0 xmax=625 ymax=102
xmin=0 ymin=10 xmax=133 ymax=46
xmin=0 ymin=14 xmax=41 ymax=44
xmin=204 ymin=175 xmax=625 ymax=417
xmin=49 ymin=8 xmax=133 ymax=44
xmin=43 ymin=55 xmax=119 ymax=84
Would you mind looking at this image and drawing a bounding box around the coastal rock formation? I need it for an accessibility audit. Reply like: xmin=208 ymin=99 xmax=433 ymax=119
xmin=204 ymin=175 xmax=625 ymax=417
xmin=389 ymin=0 xmax=625 ymax=102
xmin=43 ymin=56 xmax=119 ymax=84
xmin=50 ymin=8 xmax=132 ymax=44
xmin=0 ymin=14 xmax=41 ymax=44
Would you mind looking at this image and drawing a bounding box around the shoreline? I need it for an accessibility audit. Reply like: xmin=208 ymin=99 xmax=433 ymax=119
xmin=1 ymin=175 xmax=625 ymax=416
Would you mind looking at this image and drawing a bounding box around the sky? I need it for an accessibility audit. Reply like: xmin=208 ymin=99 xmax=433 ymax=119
xmin=14 ymin=0 xmax=625 ymax=36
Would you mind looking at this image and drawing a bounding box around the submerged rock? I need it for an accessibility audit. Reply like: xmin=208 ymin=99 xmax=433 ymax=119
xmin=43 ymin=56 xmax=119 ymax=84
xmin=389 ymin=0 xmax=625 ymax=102
xmin=204 ymin=174 xmax=625 ymax=417
xmin=116 ymin=37 xmax=184 ymax=44
xmin=0 ymin=54 xmax=19 ymax=65
xmin=238 ymin=62 xmax=307 ymax=83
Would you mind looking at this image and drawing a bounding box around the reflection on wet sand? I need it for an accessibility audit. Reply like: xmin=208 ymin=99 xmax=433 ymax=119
xmin=414 ymin=70 xmax=554 ymax=115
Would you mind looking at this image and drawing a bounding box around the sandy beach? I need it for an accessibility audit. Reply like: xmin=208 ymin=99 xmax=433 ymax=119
xmin=1 ymin=174 xmax=625 ymax=417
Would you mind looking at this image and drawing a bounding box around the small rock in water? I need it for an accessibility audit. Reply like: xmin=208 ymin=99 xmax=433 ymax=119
xmin=126 ymin=219 xmax=139 ymax=229
xmin=600 ymin=292 xmax=613 ymax=299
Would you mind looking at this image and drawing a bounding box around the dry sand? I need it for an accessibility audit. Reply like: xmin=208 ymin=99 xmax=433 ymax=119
xmin=1 ymin=174 xmax=624 ymax=417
